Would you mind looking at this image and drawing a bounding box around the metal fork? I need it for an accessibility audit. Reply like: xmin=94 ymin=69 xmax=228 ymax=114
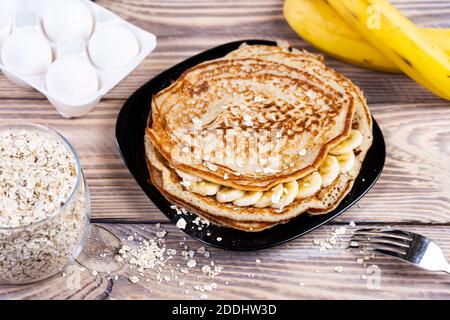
xmin=349 ymin=228 xmax=450 ymax=274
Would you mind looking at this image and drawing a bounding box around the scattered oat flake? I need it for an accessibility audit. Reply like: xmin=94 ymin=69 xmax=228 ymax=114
xmin=156 ymin=230 xmax=167 ymax=238
xmin=206 ymin=163 xmax=217 ymax=172
xmin=176 ymin=218 xmax=187 ymax=229
xmin=334 ymin=266 xmax=343 ymax=273
xmin=187 ymin=260 xmax=197 ymax=268
xmin=197 ymin=247 xmax=206 ymax=254
xmin=254 ymin=96 xmax=265 ymax=103
xmin=129 ymin=276 xmax=140 ymax=284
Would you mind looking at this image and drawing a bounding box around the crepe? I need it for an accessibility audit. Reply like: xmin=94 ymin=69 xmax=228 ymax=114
xmin=144 ymin=43 xmax=373 ymax=232
xmin=147 ymin=45 xmax=357 ymax=191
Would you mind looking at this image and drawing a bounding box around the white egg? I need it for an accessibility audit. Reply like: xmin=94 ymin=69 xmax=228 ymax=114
xmin=42 ymin=0 xmax=93 ymax=42
xmin=0 ymin=1 xmax=12 ymax=27
xmin=46 ymin=55 xmax=99 ymax=100
xmin=0 ymin=19 xmax=11 ymax=46
xmin=1 ymin=27 xmax=53 ymax=76
xmin=88 ymin=24 xmax=139 ymax=69
xmin=0 ymin=0 xmax=14 ymax=45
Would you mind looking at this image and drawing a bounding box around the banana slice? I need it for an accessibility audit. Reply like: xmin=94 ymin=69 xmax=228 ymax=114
xmin=233 ymin=191 xmax=263 ymax=207
xmin=319 ymin=155 xmax=340 ymax=187
xmin=254 ymin=184 xmax=283 ymax=208
xmin=189 ymin=181 xmax=221 ymax=196
xmin=271 ymin=180 xmax=299 ymax=209
xmin=216 ymin=187 xmax=246 ymax=203
xmin=270 ymin=184 xmax=284 ymax=205
xmin=329 ymin=130 xmax=363 ymax=155
xmin=253 ymin=191 xmax=273 ymax=208
xmin=296 ymin=172 xmax=322 ymax=198
xmin=175 ymin=169 xmax=203 ymax=182
xmin=336 ymin=152 xmax=355 ymax=173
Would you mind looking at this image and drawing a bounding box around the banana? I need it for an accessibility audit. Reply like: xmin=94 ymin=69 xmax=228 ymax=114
xmin=284 ymin=0 xmax=398 ymax=72
xmin=296 ymin=171 xmax=322 ymax=198
xmin=233 ymin=191 xmax=263 ymax=207
xmin=254 ymin=184 xmax=283 ymax=208
xmin=216 ymin=187 xmax=246 ymax=203
xmin=336 ymin=152 xmax=356 ymax=173
xmin=284 ymin=0 xmax=450 ymax=74
xmin=175 ymin=169 xmax=202 ymax=182
xmin=329 ymin=130 xmax=363 ymax=155
xmin=189 ymin=181 xmax=221 ymax=196
xmin=318 ymin=155 xmax=340 ymax=187
xmin=270 ymin=184 xmax=285 ymax=204
xmin=271 ymin=181 xmax=299 ymax=209
xmin=254 ymin=190 xmax=275 ymax=208
xmin=327 ymin=0 xmax=450 ymax=100
xmin=424 ymin=28 xmax=450 ymax=54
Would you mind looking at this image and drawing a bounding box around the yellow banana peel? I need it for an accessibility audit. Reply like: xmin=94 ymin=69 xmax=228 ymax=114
xmin=326 ymin=0 xmax=450 ymax=100
xmin=284 ymin=0 xmax=450 ymax=79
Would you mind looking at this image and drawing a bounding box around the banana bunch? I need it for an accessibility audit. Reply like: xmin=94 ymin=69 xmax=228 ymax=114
xmin=284 ymin=0 xmax=450 ymax=100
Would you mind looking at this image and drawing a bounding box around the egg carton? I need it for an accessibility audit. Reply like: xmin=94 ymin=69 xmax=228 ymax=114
xmin=0 ymin=0 xmax=157 ymax=118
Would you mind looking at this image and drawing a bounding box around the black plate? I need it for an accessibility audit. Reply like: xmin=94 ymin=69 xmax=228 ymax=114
xmin=115 ymin=39 xmax=386 ymax=251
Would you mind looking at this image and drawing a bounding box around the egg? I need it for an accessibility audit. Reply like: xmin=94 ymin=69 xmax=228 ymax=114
xmin=42 ymin=0 xmax=93 ymax=42
xmin=46 ymin=55 xmax=99 ymax=100
xmin=88 ymin=24 xmax=139 ymax=69
xmin=1 ymin=27 xmax=53 ymax=76
xmin=0 ymin=1 xmax=13 ymax=45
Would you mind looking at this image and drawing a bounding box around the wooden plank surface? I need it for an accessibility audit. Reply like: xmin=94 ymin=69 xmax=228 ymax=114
xmin=2 ymin=223 xmax=450 ymax=300
xmin=0 ymin=0 xmax=450 ymax=299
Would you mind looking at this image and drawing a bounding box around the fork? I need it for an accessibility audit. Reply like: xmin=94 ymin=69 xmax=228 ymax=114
xmin=349 ymin=228 xmax=450 ymax=274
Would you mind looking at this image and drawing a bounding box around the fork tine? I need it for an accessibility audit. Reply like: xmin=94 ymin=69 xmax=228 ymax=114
xmin=354 ymin=228 xmax=412 ymax=237
xmin=352 ymin=233 xmax=412 ymax=248
xmin=353 ymin=240 xmax=408 ymax=255
xmin=351 ymin=235 xmax=410 ymax=248
xmin=378 ymin=229 xmax=415 ymax=240
xmin=353 ymin=229 xmax=413 ymax=242
xmin=372 ymin=248 xmax=408 ymax=260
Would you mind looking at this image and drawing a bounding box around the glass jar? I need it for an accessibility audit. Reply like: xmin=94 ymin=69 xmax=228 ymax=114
xmin=0 ymin=124 xmax=90 ymax=284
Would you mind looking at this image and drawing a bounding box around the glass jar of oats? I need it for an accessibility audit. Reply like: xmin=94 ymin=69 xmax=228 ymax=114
xmin=0 ymin=124 xmax=90 ymax=284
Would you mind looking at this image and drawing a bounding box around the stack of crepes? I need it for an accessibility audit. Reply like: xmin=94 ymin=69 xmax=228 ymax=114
xmin=145 ymin=43 xmax=373 ymax=232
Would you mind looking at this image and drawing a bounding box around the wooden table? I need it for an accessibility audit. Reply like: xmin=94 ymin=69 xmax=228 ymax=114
xmin=1 ymin=0 xmax=450 ymax=300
